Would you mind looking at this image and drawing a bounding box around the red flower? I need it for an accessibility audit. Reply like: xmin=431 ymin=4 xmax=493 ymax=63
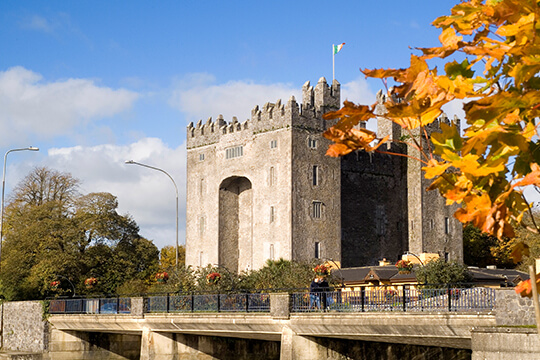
xmin=156 ymin=272 xmax=169 ymax=282
xmin=206 ymin=272 xmax=221 ymax=284
xmin=84 ymin=277 xmax=97 ymax=286
xmin=313 ymin=264 xmax=330 ymax=277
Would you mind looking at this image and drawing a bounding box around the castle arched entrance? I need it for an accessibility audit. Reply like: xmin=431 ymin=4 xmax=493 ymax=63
xmin=218 ymin=176 xmax=252 ymax=273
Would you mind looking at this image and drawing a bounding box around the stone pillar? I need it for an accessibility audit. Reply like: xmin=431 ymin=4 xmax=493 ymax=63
xmin=140 ymin=328 xmax=177 ymax=360
xmin=49 ymin=329 xmax=89 ymax=360
xmin=130 ymin=297 xmax=145 ymax=318
xmin=270 ymin=293 xmax=290 ymax=319
xmin=280 ymin=326 xmax=327 ymax=360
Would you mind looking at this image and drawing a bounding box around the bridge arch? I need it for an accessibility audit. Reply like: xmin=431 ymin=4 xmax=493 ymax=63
xmin=218 ymin=176 xmax=252 ymax=273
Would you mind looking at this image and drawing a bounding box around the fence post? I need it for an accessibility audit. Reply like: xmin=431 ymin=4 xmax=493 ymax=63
xmin=402 ymin=285 xmax=406 ymax=312
xmin=361 ymin=287 xmax=365 ymax=312
xmin=245 ymin=293 xmax=249 ymax=312
xmin=217 ymin=293 xmax=221 ymax=312
xmin=116 ymin=296 xmax=120 ymax=314
xmin=98 ymin=298 xmax=102 ymax=314
xmin=447 ymin=284 xmax=452 ymax=312
xmin=191 ymin=293 xmax=194 ymax=312
xmin=166 ymin=293 xmax=170 ymax=313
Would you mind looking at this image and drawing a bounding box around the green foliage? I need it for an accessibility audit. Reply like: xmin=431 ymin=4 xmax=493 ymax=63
xmin=159 ymin=245 xmax=186 ymax=271
xmin=238 ymin=259 xmax=336 ymax=291
xmin=0 ymin=167 xmax=160 ymax=300
xmin=463 ymin=224 xmax=516 ymax=268
xmin=416 ymin=258 xmax=473 ymax=286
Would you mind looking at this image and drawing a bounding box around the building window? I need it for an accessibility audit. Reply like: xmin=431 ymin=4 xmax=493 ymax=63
xmin=444 ymin=217 xmax=450 ymax=234
xmin=225 ymin=145 xmax=243 ymax=159
xmin=308 ymin=138 xmax=318 ymax=149
xmin=270 ymin=140 xmax=278 ymax=149
xmin=270 ymin=206 xmax=275 ymax=223
xmin=199 ymin=251 xmax=204 ymax=267
xmin=312 ymin=201 xmax=323 ymax=219
xmin=269 ymin=167 xmax=275 ymax=186
xmin=269 ymin=244 xmax=275 ymax=260
xmin=430 ymin=219 xmax=434 ymax=230
xmin=315 ymin=242 xmax=321 ymax=259
xmin=199 ymin=216 xmax=205 ymax=236
xmin=312 ymin=165 xmax=319 ymax=186
xmin=200 ymin=178 xmax=205 ymax=196
xmin=199 ymin=153 xmax=205 ymax=161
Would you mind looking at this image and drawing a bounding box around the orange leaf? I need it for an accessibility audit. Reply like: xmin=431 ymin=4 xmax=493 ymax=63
xmin=510 ymin=241 xmax=530 ymax=264
xmin=422 ymin=159 xmax=451 ymax=179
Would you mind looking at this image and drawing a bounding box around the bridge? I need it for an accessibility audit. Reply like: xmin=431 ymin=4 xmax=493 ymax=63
xmin=1 ymin=287 xmax=538 ymax=359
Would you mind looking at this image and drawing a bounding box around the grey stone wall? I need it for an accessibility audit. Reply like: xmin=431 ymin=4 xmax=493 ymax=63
xmin=495 ymin=288 xmax=537 ymax=326
xmin=472 ymin=327 xmax=540 ymax=360
xmin=2 ymin=301 xmax=48 ymax=353
xmin=340 ymin=144 xmax=407 ymax=267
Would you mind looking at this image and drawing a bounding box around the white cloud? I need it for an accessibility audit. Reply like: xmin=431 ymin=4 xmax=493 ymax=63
xmin=169 ymin=74 xmax=376 ymax=126
xmin=0 ymin=66 xmax=139 ymax=147
xmin=169 ymin=73 xmax=301 ymax=123
xmin=42 ymin=138 xmax=186 ymax=249
xmin=341 ymin=77 xmax=376 ymax=105
xmin=21 ymin=15 xmax=55 ymax=33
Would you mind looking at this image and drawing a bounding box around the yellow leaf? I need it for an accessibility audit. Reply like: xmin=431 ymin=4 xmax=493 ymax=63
xmin=422 ymin=159 xmax=451 ymax=179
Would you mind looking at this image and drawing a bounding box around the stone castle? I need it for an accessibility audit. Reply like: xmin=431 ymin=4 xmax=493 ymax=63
xmin=185 ymin=77 xmax=462 ymax=272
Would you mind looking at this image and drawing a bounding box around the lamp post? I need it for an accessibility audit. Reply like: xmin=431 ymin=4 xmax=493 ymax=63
xmin=0 ymin=147 xmax=39 ymax=269
xmin=125 ymin=160 xmax=179 ymax=271
xmin=325 ymin=258 xmax=345 ymax=288
xmin=404 ymin=251 xmax=424 ymax=266
xmin=53 ymin=275 xmax=76 ymax=297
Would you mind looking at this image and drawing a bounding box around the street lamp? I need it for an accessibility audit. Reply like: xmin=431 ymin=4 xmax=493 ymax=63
xmin=404 ymin=251 xmax=425 ymax=266
xmin=325 ymin=258 xmax=345 ymax=288
xmin=0 ymin=147 xmax=39 ymax=269
xmin=125 ymin=160 xmax=179 ymax=271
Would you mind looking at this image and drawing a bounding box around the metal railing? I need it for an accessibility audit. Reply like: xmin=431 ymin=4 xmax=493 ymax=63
xmin=49 ymin=297 xmax=131 ymax=314
xmin=292 ymin=285 xmax=495 ymax=313
xmin=47 ymin=285 xmax=496 ymax=315
xmin=146 ymin=292 xmax=270 ymax=313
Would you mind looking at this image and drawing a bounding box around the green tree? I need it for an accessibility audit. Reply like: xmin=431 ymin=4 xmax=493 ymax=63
xmin=463 ymin=224 xmax=516 ymax=268
xmin=416 ymin=258 xmax=473 ymax=286
xmin=0 ymin=167 xmax=159 ymax=300
xmin=159 ymin=245 xmax=186 ymax=271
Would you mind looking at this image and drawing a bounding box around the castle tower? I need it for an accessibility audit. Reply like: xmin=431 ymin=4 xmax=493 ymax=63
xmin=185 ymin=78 xmax=341 ymax=272
xmin=406 ymin=114 xmax=463 ymax=262
xmin=185 ymin=78 xmax=463 ymax=272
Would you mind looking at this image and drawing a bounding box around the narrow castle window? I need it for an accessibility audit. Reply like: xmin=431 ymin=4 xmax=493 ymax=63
xmin=269 ymin=244 xmax=275 ymax=260
xmin=444 ymin=217 xmax=450 ymax=234
xmin=200 ymin=178 xmax=205 ymax=196
xmin=312 ymin=201 xmax=323 ymax=219
xmin=225 ymin=145 xmax=244 ymax=159
xmin=270 ymin=140 xmax=277 ymax=149
xmin=199 ymin=251 xmax=204 ymax=267
xmin=270 ymin=206 xmax=275 ymax=223
xmin=312 ymin=165 xmax=319 ymax=186
xmin=308 ymin=138 xmax=318 ymax=149
xmin=315 ymin=242 xmax=321 ymax=259
xmin=199 ymin=153 xmax=205 ymax=161
xmin=199 ymin=216 xmax=206 ymax=236
xmin=269 ymin=167 xmax=275 ymax=186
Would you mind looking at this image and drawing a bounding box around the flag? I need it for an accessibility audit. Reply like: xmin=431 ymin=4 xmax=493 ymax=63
xmin=333 ymin=43 xmax=345 ymax=55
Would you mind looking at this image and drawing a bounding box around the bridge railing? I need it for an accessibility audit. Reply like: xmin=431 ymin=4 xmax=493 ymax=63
xmin=292 ymin=285 xmax=495 ymax=313
xmin=146 ymin=292 xmax=271 ymax=313
xmin=49 ymin=297 xmax=131 ymax=314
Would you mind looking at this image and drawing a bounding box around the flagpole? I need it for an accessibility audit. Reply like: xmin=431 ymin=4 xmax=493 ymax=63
xmin=332 ymin=44 xmax=335 ymax=81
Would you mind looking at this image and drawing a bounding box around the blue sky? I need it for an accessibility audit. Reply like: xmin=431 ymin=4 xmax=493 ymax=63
xmin=0 ymin=1 xmax=463 ymax=249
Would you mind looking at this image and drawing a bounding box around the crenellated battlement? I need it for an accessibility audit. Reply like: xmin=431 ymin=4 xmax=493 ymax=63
xmin=186 ymin=77 xmax=340 ymax=148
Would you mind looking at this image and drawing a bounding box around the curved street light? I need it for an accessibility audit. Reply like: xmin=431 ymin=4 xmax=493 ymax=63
xmin=125 ymin=160 xmax=179 ymax=271
xmin=325 ymin=258 xmax=345 ymax=288
xmin=53 ymin=274 xmax=77 ymax=297
xmin=0 ymin=147 xmax=39 ymax=270
xmin=404 ymin=252 xmax=425 ymax=266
